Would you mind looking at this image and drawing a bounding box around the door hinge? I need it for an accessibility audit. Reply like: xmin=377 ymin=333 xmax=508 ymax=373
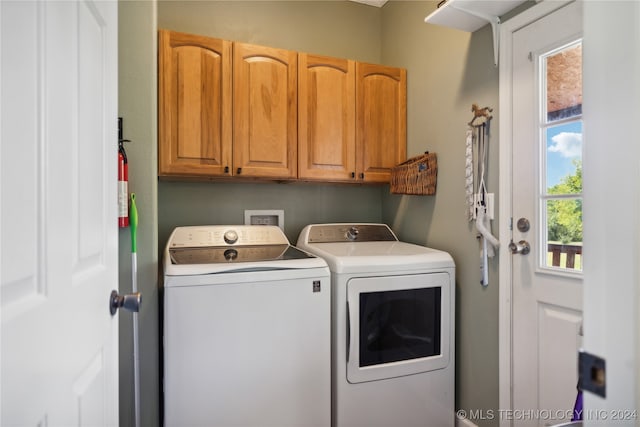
xmin=528 ymin=52 xmax=533 ymax=62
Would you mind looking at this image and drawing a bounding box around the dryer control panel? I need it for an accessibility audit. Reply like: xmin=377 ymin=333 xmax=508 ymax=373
xmin=303 ymin=223 xmax=398 ymax=243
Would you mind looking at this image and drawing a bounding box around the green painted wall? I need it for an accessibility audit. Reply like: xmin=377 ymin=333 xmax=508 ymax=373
xmin=118 ymin=1 xmax=530 ymax=426
xmin=157 ymin=0 xmax=382 ymax=62
xmin=118 ymin=1 xmax=159 ymax=427
xmin=380 ymin=3 xmax=500 ymax=425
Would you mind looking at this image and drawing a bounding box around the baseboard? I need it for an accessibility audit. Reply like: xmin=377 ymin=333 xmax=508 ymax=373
xmin=456 ymin=416 xmax=479 ymax=427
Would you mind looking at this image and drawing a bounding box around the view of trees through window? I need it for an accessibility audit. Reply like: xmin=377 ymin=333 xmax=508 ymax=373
xmin=547 ymin=159 xmax=582 ymax=244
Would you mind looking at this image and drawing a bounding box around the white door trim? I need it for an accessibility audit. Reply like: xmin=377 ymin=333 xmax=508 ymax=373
xmin=497 ymin=1 xmax=574 ymax=425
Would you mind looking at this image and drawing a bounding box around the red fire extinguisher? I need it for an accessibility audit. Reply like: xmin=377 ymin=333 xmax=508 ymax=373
xmin=118 ymin=140 xmax=129 ymax=227
xmin=118 ymin=118 xmax=130 ymax=227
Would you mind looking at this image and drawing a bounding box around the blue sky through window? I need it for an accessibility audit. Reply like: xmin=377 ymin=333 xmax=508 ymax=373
xmin=546 ymin=120 xmax=582 ymax=189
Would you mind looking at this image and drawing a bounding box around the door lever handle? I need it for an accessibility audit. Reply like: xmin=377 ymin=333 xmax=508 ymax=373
xmin=509 ymin=239 xmax=530 ymax=255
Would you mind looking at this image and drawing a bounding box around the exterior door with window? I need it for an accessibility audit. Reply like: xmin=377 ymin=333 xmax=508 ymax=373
xmin=510 ymin=1 xmax=583 ymax=425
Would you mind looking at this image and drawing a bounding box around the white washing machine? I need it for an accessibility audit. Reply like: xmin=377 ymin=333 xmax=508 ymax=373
xmin=297 ymin=223 xmax=455 ymax=427
xmin=163 ymin=225 xmax=331 ymax=427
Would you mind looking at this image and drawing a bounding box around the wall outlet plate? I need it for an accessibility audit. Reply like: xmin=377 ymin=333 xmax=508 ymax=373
xmin=244 ymin=209 xmax=284 ymax=231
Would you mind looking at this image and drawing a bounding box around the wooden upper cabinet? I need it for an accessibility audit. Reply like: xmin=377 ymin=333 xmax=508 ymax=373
xmin=233 ymin=43 xmax=298 ymax=179
xmin=356 ymin=62 xmax=407 ymax=183
xmin=158 ymin=30 xmax=232 ymax=177
xmin=298 ymin=53 xmax=356 ymax=181
xmin=157 ymin=29 xmax=406 ymax=184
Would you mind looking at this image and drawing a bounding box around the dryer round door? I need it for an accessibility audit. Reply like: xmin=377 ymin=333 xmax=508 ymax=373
xmin=346 ymin=272 xmax=451 ymax=383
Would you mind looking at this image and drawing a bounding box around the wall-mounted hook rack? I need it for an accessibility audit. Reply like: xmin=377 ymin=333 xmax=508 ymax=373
xmin=468 ymin=103 xmax=493 ymax=127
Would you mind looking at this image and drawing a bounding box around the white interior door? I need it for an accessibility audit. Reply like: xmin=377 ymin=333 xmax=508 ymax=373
xmin=1 ymin=1 xmax=119 ymax=425
xmin=510 ymin=2 xmax=583 ymax=425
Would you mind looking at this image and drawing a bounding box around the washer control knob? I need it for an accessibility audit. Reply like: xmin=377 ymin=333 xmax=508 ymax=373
xmin=346 ymin=226 xmax=359 ymax=241
xmin=224 ymin=230 xmax=238 ymax=244
xmin=224 ymin=249 xmax=238 ymax=261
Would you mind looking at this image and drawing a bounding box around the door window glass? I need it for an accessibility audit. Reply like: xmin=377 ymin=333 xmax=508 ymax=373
xmin=541 ymin=41 xmax=583 ymax=271
xmin=546 ymin=43 xmax=582 ymax=122
xmin=359 ymin=287 xmax=441 ymax=367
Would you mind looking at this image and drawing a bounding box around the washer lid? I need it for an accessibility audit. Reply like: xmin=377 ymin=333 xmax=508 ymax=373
xmin=164 ymin=225 xmax=326 ymax=276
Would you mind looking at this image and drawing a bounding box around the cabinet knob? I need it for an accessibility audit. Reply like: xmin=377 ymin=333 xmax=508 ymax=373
xmin=359 ymin=173 xmax=364 ymax=179
xmin=351 ymin=172 xmax=355 ymax=179
xmin=237 ymin=167 xmax=242 ymax=175
xmin=224 ymin=166 xmax=229 ymax=174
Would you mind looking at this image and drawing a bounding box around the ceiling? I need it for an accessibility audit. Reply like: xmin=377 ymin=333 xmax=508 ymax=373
xmin=348 ymin=0 xmax=388 ymax=7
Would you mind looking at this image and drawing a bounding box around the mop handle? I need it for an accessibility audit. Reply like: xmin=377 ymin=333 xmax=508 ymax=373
xmin=130 ymin=193 xmax=138 ymax=257
xmin=130 ymin=194 xmax=141 ymax=427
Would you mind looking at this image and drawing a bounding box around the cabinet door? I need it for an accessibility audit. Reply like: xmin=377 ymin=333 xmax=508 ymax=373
xmin=158 ymin=30 xmax=232 ymax=177
xmin=356 ymin=63 xmax=407 ymax=183
xmin=298 ymin=54 xmax=356 ymax=181
xmin=234 ymin=43 xmax=297 ymax=179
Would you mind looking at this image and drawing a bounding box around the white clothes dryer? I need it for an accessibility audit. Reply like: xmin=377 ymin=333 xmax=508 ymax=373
xmin=163 ymin=225 xmax=331 ymax=427
xmin=297 ymin=223 xmax=455 ymax=427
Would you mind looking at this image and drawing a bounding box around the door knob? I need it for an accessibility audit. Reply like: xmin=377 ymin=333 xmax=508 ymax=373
xmin=110 ymin=290 xmax=141 ymax=315
xmin=509 ymin=239 xmax=530 ymax=255
xmin=516 ymin=217 xmax=530 ymax=232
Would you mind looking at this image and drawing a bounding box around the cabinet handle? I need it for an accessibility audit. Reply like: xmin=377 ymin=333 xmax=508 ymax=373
xmin=359 ymin=173 xmax=364 ymax=179
xmin=224 ymin=166 xmax=229 ymax=174
xmin=351 ymin=172 xmax=355 ymax=179
xmin=237 ymin=167 xmax=242 ymax=175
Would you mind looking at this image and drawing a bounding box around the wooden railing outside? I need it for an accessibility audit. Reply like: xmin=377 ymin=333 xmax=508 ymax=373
xmin=548 ymin=243 xmax=583 ymax=269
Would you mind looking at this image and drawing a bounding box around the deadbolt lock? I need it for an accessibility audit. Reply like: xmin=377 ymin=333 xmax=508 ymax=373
xmin=516 ymin=218 xmax=530 ymax=232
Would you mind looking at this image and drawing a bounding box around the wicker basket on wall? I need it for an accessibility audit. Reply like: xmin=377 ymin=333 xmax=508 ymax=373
xmin=390 ymin=152 xmax=437 ymax=195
